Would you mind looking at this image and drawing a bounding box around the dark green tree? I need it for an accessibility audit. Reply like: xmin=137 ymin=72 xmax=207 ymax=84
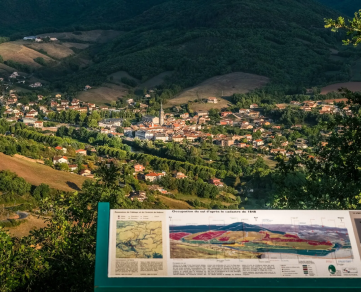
xmin=95 ymin=162 xmax=121 ymax=187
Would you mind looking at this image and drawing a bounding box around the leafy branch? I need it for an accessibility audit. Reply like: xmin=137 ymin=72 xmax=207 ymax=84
xmin=325 ymin=9 xmax=361 ymax=46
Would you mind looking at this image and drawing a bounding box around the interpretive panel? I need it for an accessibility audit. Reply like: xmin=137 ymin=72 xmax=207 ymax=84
xmin=108 ymin=210 xmax=361 ymax=278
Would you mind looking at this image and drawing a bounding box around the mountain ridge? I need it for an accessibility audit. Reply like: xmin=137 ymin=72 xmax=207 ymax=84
xmin=56 ymin=0 xmax=349 ymax=90
xmin=0 ymin=0 xmax=357 ymax=91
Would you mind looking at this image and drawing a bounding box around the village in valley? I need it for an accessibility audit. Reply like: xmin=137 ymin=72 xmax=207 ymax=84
xmin=0 ymin=67 xmax=352 ymax=208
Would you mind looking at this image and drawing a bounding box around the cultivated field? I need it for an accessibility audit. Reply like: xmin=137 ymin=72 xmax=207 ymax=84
xmin=37 ymin=30 xmax=122 ymax=43
xmin=78 ymin=83 xmax=128 ymax=105
xmin=157 ymin=195 xmax=192 ymax=209
xmin=26 ymin=42 xmax=75 ymax=59
xmin=321 ymin=82 xmax=361 ymax=94
xmin=0 ymin=30 xmax=119 ymax=74
xmin=0 ymin=153 xmax=89 ymax=192
xmin=0 ymin=41 xmax=53 ymax=67
xmin=166 ymin=72 xmax=269 ymax=110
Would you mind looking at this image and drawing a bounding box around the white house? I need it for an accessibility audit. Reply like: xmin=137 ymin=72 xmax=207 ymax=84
xmin=196 ymin=110 xmax=208 ymax=117
xmin=29 ymin=82 xmax=42 ymax=88
xmin=207 ymin=97 xmax=218 ymax=104
xmin=34 ymin=121 xmax=43 ymax=128
xmin=76 ymin=149 xmax=87 ymax=156
xmin=55 ymin=146 xmax=67 ymax=153
xmin=145 ymin=172 xmax=166 ymax=182
xmin=128 ymin=191 xmax=147 ymax=202
xmin=253 ymin=139 xmax=264 ymax=147
xmin=98 ymin=118 xmax=123 ymax=128
xmin=23 ymin=36 xmax=36 ymax=41
xmin=53 ymin=156 xmax=69 ymax=164
xmin=153 ymin=133 xmax=169 ymax=142
xmin=135 ymin=130 xmax=154 ymax=140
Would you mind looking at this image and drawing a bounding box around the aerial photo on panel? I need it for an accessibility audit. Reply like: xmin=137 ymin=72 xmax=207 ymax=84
xmin=170 ymin=223 xmax=353 ymax=259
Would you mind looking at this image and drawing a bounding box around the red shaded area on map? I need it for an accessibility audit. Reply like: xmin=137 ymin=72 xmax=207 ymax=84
xmin=169 ymin=232 xmax=191 ymax=240
xmin=218 ymin=237 xmax=230 ymax=241
xmin=193 ymin=231 xmax=226 ymax=241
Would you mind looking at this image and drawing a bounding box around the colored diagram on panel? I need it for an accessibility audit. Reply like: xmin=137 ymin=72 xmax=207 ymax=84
xmin=116 ymin=221 xmax=163 ymax=258
xmin=169 ymin=222 xmax=352 ymax=259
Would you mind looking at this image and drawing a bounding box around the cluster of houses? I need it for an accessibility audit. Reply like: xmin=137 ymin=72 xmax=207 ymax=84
xmin=126 ymin=163 xmax=224 ymax=202
xmin=0 ymin=92 xmax=121 ymax=126
xmin=23 ymin=36 xmax=58 ymax=42
xmin=1 ymin=86 xmax=349 ymax=161
xmin=53 ymin=146 xmax=93 ymax=177
xmin=3 ymin=71 xmax=43 ymax=88
xmin=96 ymin=98 xmax=350 ymax=158
xmin=4 ymin=89 xmax=347 ymax=205
xmin=275 ymin=99 xmax=350 ymax=115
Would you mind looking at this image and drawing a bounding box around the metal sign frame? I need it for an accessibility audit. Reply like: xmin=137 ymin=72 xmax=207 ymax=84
xmin=94 ymin=202 xmax=361 ymax=291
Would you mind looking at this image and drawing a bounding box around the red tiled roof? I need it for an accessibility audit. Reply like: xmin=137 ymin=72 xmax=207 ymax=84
xmin=145 ymin=172 xmax=160 ymax=177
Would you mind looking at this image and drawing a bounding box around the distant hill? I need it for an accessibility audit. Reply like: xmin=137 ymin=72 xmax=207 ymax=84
xmin=316 ymin=0 xmax=360 ymax=16
xmin=0 ymin=0 xmax=168 ymax=35
xmin=0 ymin=0 xmax=358 ymax=91
xmin=169 ymin=222 xmax=285 ymax=234
xmin=58 ymin=0 xmax=351 ymax=90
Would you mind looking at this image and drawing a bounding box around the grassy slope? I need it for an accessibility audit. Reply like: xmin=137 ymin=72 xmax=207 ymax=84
xmin=78 ymin=83 xmax=128 ymax=105
xmin=321 ymin=82 xmax=361 ymax=94
xmin=168 ymin=72 xmax=269 ymax=110
xmin=0 ymin=153 xmax=89 ymax=192
xmin=0 ymin=41 xmax=54 ymax=67
xmin=7 ymin=215 xmax=47 ymax=238
xmin=157 ymin=195 xmax=192 ymax=209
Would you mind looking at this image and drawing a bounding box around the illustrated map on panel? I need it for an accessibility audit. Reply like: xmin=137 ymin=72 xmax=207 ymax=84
xmin=169 ymin=222 xmax=353 ymax=259
xmin=116 ymin=221 xmax=163 ymax=258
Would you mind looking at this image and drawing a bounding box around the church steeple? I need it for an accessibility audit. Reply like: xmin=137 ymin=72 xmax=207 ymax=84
xmin=159 ymin=101 xmax=164 ymax=126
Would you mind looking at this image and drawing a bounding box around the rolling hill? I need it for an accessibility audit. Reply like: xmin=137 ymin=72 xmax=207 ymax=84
xmin=0 ymin=0 xmax=359 ymax=93
xmin=0 ymin=0 xmax=168 ymax=35
xmin=56 ymin=0 xmax=352 ymax=91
